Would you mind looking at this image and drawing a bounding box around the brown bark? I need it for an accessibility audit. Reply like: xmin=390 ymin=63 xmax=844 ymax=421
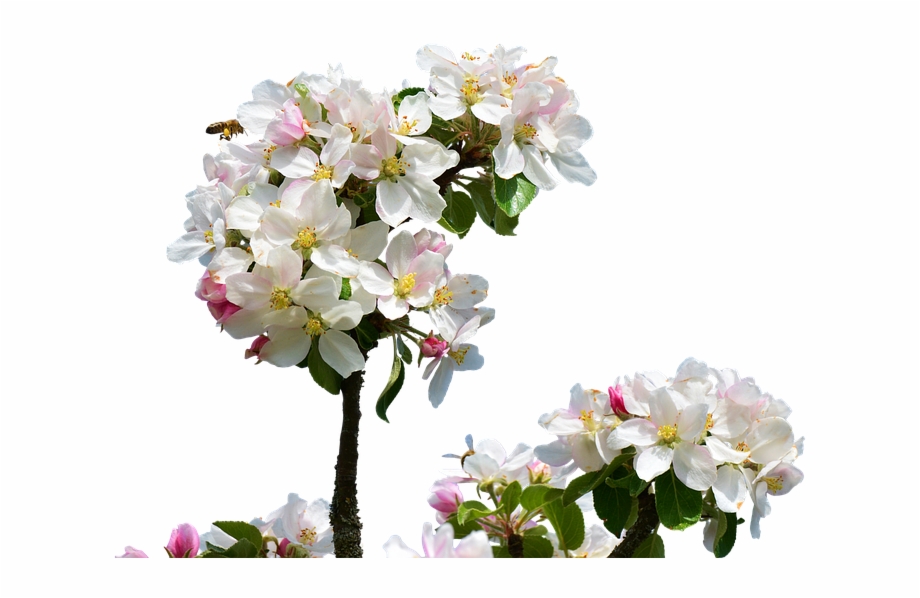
xmin=330 ymin=357 xmax=367 ymax=558
xmin=608 ymin=489 xmax=659 ymax=558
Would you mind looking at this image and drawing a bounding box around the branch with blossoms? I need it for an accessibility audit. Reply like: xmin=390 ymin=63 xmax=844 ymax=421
xmin=165 ymin=44 xmax=593 ymax=557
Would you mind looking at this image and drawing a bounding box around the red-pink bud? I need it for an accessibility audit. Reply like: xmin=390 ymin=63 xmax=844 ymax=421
xmin=609 ymin=384 xmax=627 ymax=416
xmin=420 ymin=336 xmax=449 ymax=358
xmin=208 ymin=300 xmax=241 ymax=324
xmin=165 ymin=523 xmax=199 ymax=558
xmin=278 ymin=537 xmax=291 ymax=558
xmin=245 ymin=335 xmax=270 ymax=361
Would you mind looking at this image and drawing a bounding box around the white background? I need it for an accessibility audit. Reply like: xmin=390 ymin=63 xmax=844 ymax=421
xmin=1 ymin=1 xmax=918 ymax=596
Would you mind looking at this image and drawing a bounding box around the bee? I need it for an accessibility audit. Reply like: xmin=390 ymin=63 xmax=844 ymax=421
xmin=205 ymin=119 xmax=245 ymax=141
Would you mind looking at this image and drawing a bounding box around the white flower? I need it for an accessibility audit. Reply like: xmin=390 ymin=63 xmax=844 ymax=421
xmin=384 ymin=523 xmax=492 ymax=558
xmin=461 ymin=439 xmax=533 ymax=488
xmin=548 ymin=524 xmax=617 ymax=558
xmin=423 ymin=314 xmax=483 ymax=408
xmin=535 ymin=384 xmax=621 ymax=473
xmin=265 ymin=493 xmax=334 ymax=557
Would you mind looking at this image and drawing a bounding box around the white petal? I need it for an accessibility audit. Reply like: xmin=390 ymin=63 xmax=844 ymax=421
xmin=428 ymin=358 xmax=454 ymax=407
xmin=534 ymin=440 xmax=573 ymax=467
xmin=260 ymin=327 xmax=311 ymax=367
xmin=609 ymin=418 xmax=658 ymax=447
xmin=319 ymin=330 xmax=365 ymax=377
xmin=672 ymin=443 xmax=718 ymax=491
xmin=712 ymin=466 xmax=748 ymax=513
xmin=634 ymin=445 xmax=673 ymax=482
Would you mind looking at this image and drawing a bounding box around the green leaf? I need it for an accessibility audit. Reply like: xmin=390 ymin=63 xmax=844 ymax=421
xmin=562 ymin=471 xmax=600 ymax=507
xmin=628 ymin=471 xmax=650 ymax=497
xmin=338 ymin=277 xmax=352 ymax=300
xmin=521 ymin=535 xmax=555 ymax=558
xmin=442 ymin=514 xmax=483 ymax=539
xmin=492 ymin=545 xmax=511 ymax=558
xmin=457 ymin=500 xmax=494 ymax=526
xmin=520 ymin=485 xmax=564 ymax=511
xmin=632 ymin=533 xmax=665 ymax=558
xmin=375 ymin=342 xmax=405 ymax=423
xmin=491 ymin=157 xmax=537 ymax=217
xmin=493 ymin=208 xmax=519 ymax=236
xmin=360 ymin=202 xmax=381 ymax=223
xmin=305 ymin=338 xmax=343 ymax=394
xmin=500 ymin=481 xmax=522 ymax=516
xmin=213 ymin=521 xmax=262 ymax=552
xmin=593 ymin=483 xmax=635 ymax=538
xmin=354 ymin=318 xmax=380 ymax=351
xmin=522 ymin=525 xmax=548 ymax=537
xmin=198 ymin=550 xmax=227 ymax=558
xmin=395 ymin=336 xmax=412 ymax=364
xmin=463 ymin=178 xmax=496 ymax=226
xmin=655 ymin=468 xmax=703 ymax=531
xmin=204 ymin=542 xmax=226 ymax=554
xmin=543 ymin=499 xmax=585 ymax=554
xmin=438 ymin=186 xmax=476 ymax=238
xmin=624 ymin=494 xmax=639 ymax=531
xmin=222 ymin=538 xmax=259 ymax=559
xmin=714 ymin=512 xmax=737 ymax=558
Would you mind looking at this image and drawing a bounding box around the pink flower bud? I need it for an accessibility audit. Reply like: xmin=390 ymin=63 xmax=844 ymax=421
xmin=165 ymin=523 xmax=199 ymax=558
xmin=208 ymin=300 xmax=241 ymax=324
xmin=427 ymin=480 xmax=463 ymax=516
xmin=420 ymin=336 xmax=449 ymax=359
xmin=414 ymin=229 xmax=453 ymax=259
xmin=116 ymin=546 xmax=148 ymax=558
xmin=609 ymin=384 xmax=627 ymax=416
xmin=277 ymin=537 xmax=292 ymax=558
xmin=245 ymin=335 xmax=270 ymax=361
xmin=195 ymin=270 xmax=227 ymax=303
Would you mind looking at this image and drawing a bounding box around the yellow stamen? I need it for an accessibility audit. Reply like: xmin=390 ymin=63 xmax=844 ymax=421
xmin=705 ymin=413 xmax=714 ymax=430
xmin=395 ymin=273 xmax=416 ymax=298
xmin=204 ymin=230 xmax=214 ymax=244
xmin=305 ymin=317 xmax=325 ymax=336
xmin=270 ymin=288 xmax=292 ymax=311
xmin=297 ymin=228 xmax=317 ymax=249
xmin=433 ymin=285 xmax=454 ymax=305
xmin=312 ymin=164 xmax=334 ymax=181
xmin=381 ymin=155 xmax=408 ymax=179
xmin=764 ymin=475 xmax=784 ymax=493
xmin=395 ymin=118 xmax=419 ymax=136
xmin=448 ymin=346 xmax=469 ymax=364
xmin=514 ymin=123 xmax=537 ymax=143
xmin=299 ymin=527 xmax=317 ymax=545
xmin=657 ymin=424 xmax=678 ymax=444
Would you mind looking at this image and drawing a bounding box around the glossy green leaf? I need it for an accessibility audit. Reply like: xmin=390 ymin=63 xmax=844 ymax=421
xmin=632 ymin=533 xmax=665 ymax=558
xmin=493 ymin=209 xmax=519 ymax=236
xmin=592 ymin=483 xmax=635 ymax=538
xmin=222 ymin=538 xmax=259 ymax=558
xmin=522 ymin=535 xmax=555 ymax=558
xmin=395 ymin=336 xmax=412 ymax=364
xmin=457 ymin=500 xmax=494 ymax=526
xmin=492 ymin=158 xmax=538 ymax=217
xmin=543 ymin=499 xmax=585 ymax=554
xmin=305 ymin=338 xmax=342 ymax=395
xmin=500 ymin=481 xmax=522 ymax=516
xmin=714 ymin=512 xmax=737 ymax=558
xmin=520 ymin=485 xmax=564 ymax=511
xmin=438 ymin=186 xmax=476 ymax=238
xmin=213 ymin=521 xmax=262 ymax=552
xmin=463 ymin=178 xmax=496 ymax=227
xmin=562 ymin=471 xmax=600 ymax=507
xmin=655 ymin=468 xmax=703 ymax=531
xmin=442 ymin=514 xmax=483 ymax=539
xmin=375 ymin=341 xmax=405 ymax=423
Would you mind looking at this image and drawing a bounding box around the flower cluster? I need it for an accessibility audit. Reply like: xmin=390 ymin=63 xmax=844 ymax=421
xmin=117 ymin=493 xmax=334 ymax=559
xmin=390 ymin=359 xmax=804 ymax=558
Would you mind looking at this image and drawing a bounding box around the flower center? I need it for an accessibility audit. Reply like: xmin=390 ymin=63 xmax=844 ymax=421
xmin=395 ymin=272 xmax=416 ymax=298
xmin=461 ymin=75 xmax=482 ymax=106
xmin=297 ymin=228 xmax=317 ymax=249
xmin=204 ymin=230 xmax=214 ymax=244
xmin=312 ymin=164 xmax=334 ymax=181
xmin=764 ymin=475 xmax=784 ymax=494
xmin=514 ymin=123 xmax=537 ymax=144
xmin=448 ymin=346 xmax=469 ymax=364
xmin=705 ymin=413 xmax=714 ymax=430
xmin=299 ymin=527 xmax=317 ymax=545
xmin=381 ymin=155 xmax=408 ymax=179
xmin=270 ymin=287 xmax=292 ymax=311
xmin=395 ymin=118 xmax=419 ymax=136
xmin=263 ymin=145 xmax=276 ymax=164
xmin=433 ymin=285 xmax=454 ymax=305
xmin=657 ymin=424 xmax=678 ymax=444
xmin=579 ymin=409 xmax=600 ymax=433
xmin=305 ymin=316 xmax=325 ymax=337
xmin=735 ymin=441 xmax=750 ymax=452
xmin=461 ymin=51 xmax=480 ymax=61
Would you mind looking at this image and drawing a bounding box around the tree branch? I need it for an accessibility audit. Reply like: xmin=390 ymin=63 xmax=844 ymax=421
xmin=608 ymin=489 xmax=659 ymax=558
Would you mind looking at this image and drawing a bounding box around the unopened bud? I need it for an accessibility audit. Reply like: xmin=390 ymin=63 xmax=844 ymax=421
xmin=420 ymin=335 xmax=448 ymax=359
xmin=165 ymin=523 xmax=199 ymax=558
xmin=245 ymin=335 xmax=270 ymax=361
xmin=609 ymin=384 xmax=627 ymax=416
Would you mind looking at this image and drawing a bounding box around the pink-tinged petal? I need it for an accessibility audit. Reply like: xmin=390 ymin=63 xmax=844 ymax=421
xmin=609 ymin=418 xmax=658 ymax=447
xmin=357 ymin=262 xmax=395 ymax=296
xmin=534 ymin=440 xmax=573 ymax=467
xmin=208 ymin=247 xmax=252 ymax=284
xmin=117 ymin=546 xmax=148 ymax=558
xmin=407 ymin=250 xmax=446 ymax=287
xmin=710 ymin=401 xmax=752 ymax=439
xmin=725 ymin=378 xmax=762 ymax=406
xmin=673 ymin=443 xmax=717 ymax=491
xmin=237 ymin=98 xmax=279 ymax=135
xmin=280 ymin=178 xmax=314 ymax=212
xmin=348 ymin=144 xmax=382 ymax=180
xmin=522 ymin=145 xmax=557 ymax=190
xmin=321 ymin=123 xmax=354 ymax=166
xmin=635 ymin=446 xmax=674 ymax=482
xmin=571 ymin=433 xmax=604 ymax=473
xmin=221 ymin=306 xmax=269 ymax=339
xmin=538 ymin=409 xmax=586 ymax=436
xmin=747 ymin=417 xmax=794 ymax=464
xmin=266 ymin=246 xmax=304 ymax=289
xmin=376 ymin=180 xmax=412 ymax=227
xmin=225 ymin=272 xmax=271 ymax=309
xmin=761 ymin=462 xmax=804 ymax=497
xmin=677 ymin=402 xmax=710 ymax=441
xmin=453 ymin=531 xmax=493 ymax=558
xmin=713 ymin=466 xmax=748 ymax=513
xmin=260 ymin=327 xmax=311 ymax=367
xmin=428 ymin=358 xmax=454 ymax=407
xmin=271 ymin=146 xmax=319 ymax=179
xmin=319 ymin=330 xmax=365 ymax=377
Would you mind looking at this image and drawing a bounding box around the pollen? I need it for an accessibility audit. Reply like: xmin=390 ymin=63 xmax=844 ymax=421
xmin=514 ymin=123 xmax=537 ymax=143
xmin=305 ymin=317 xmax=325 ymax=337
xmin=381 ymin=155 xmax=408 ymax=179
xmin=312 ymin=164 xmax=334 ymax=180
xmin=735 ymin=441 xmax=750 ymax=453
xmin=204 ymin=230 xmax=214 ymax=244
xmin=270 ymin=287 xmax=292 ymax=311
xmin=461 ymin=51 xmax=480 ymax=61
xmin=297 ymin=228 xmax=317 ymax=249
xmin=460 ymin=75 xmax=483 ymax=106
xmin=705 ymin=413 xmax=714 ymax=430
xmin=764 ymin=475 xmax=784 ymax=494
xmin=448 ymin=346 xmax=469 ymax=364
xmin=263 ymin=145 xmax=277 ymax=163
xmin=657 ymin=424 xmax=678 ymax=444
xmin=579 ymin=409 xmax=595 ymax=423
xmin=433 ymin=285 xmax=454 ymax=305
xmin=299 ymin=527 xmax=317 ymax=545
xmin=395 ymin=272 xmax=416 ymax=298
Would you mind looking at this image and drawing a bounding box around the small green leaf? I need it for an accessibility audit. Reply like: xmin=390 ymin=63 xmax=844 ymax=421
xmin=395 ymin=336 xmax=412 ymax=364
xmin=198 ymin=550 xmax=227 ymax=558
xmin=213 ymin=521 xmax=262 ymax=552
xmin=520 ymin=485 xmax=564 ymax=511
xmin=714 ymin=512 xmax=737 ymax=558
xmin=375 ymin=342 xmax=405 ymax=423
xmin=522 ymin=525 xmax=548 ymax=537
xmin=438 ymin=186 xmax=476 ymax=238
xmin=543 ymin=499 xmax=585 ymax=554
xmin=624 ymin=495 xmax=639 ymax=531
xmin=521 ymin=535 xmax=555 ymax=558
xmin=463 ymin=178 xmax=496 ymax=226
xmin=593 ymin=483 xmax=634 ymax=538
xmin=305 ymin=338 xmax=343 ymax=395
xmin=457 ymin=500 xmax=494 ymax=526
xmin=393 ymin=87 xmax=426 ymax=110
xmin=562 ymin=471 xmax=600 ymax=507
xmin=713 ymin=507 xmax=728 ymax=546
xmin=338 ymin=277 xmax=352 ymax=300
xmin=500 ymin=481 xmax=522 ymax=516
xmin=222 ymin=538 xmax=259 ymax=558
xmin=493 ymin=208 xmax=519 ymax=236
xmin=632 ymin=533 xmax=665 ymax=558
xmin=655 ymin=468 xmax=703 ymax=531
xmin=442 ymin=514 xmax=483 ymax=539
xmin=492 ymin=157 xmax=538 ymax=217
xmin=204 ymin=542 xmax=226 ymax=554
xmin=354 ymin=318 xmax=380 ymax=351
